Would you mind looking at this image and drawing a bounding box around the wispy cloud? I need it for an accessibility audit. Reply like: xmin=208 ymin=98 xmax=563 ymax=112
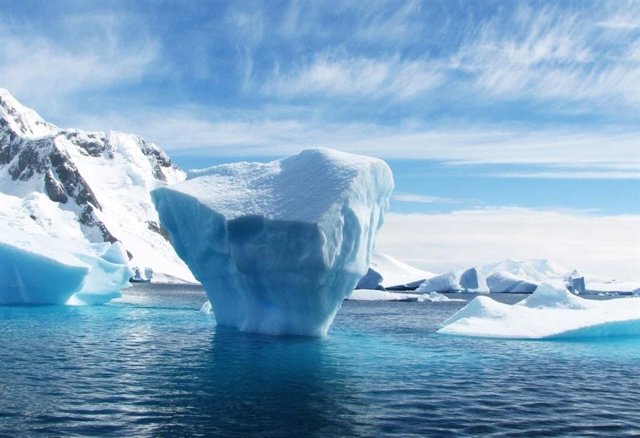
xmin=495 ymin=170 xmax=640 ymax=180
xmin=0 ymin=12 xmax=158 ymax=113
xmin=392 ymin=193 xmax=457 ymax=204
xmin=264 ymin=52 xmax=442 ymax=100
xmin=67 ymin=106 xmax=639 ymax=177
xmin=452 ymin=3 xmax=640 ymax=106
xmin=376 ymin=208 xmax=640 ymax=279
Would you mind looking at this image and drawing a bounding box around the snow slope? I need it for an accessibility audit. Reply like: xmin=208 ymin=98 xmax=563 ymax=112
xmin=438 ymin=282 xmax=640 ymax=339
xmin=152 ymin=148 xmax=394 ymax=336
xmin=0 ymin=89 xmax=194 ymax=282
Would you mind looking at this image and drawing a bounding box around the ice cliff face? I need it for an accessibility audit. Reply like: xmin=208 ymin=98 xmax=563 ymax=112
xmin=152 ymin=148 xmax=394 ymax=336
xmin=0 ymin=89 xmax=194 ymax=281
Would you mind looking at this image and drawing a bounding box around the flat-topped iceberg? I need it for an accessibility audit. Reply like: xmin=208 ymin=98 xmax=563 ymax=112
xmin=152 ymin=148 xmax=394 ymax=336
xmin=438 ymin=282 xmax=640 ymax=339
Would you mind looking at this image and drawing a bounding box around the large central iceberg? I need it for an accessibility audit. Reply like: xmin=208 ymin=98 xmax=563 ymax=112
xmin=152 ymin=148 xmax=394 ymax=336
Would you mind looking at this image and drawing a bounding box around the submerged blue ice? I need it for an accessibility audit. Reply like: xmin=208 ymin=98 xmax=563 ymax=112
xmin=152 ymin=148 xmax=394 ymax=336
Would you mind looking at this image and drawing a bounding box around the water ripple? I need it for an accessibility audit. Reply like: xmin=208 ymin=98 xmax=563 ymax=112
xmin=0 ymin=286 xmax=638 ymax=436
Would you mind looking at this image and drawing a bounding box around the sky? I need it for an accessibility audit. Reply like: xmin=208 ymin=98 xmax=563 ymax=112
xmin=1 ymin=0 xmax=639 ymax=278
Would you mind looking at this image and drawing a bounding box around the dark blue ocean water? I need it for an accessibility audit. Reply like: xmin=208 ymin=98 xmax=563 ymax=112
xmin=1 ymin=285 xmax=639 ymax=437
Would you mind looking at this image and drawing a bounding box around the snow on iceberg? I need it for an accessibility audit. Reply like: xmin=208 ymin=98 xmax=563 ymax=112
xmin=0 ymin=192 xmax=133 ymax=305
xmin=152 ymin=148 xmax=394 ymax=336
xmin=423 ymin=259 xmax=586 ymax=294
xmin=356 ymin=251 xmax=434 ymax=290
xmin=483 ymin=259 xmax=584 ymax=294
xmin=438 ymin=282 xmax=640 ymax=339
xmin=417 ymin=267 xmax=489 ymax=293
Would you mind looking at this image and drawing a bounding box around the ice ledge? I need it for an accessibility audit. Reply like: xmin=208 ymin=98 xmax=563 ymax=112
xmin=438 ymin=282 xmax=640 ymax=339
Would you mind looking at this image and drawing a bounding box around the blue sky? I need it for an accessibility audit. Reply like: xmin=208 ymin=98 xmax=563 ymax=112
xmin=1 ymin=0 xmax=638 ymax=277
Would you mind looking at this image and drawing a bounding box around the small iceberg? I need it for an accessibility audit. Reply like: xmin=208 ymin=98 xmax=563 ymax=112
xmin=438 ymin=282 xmax=640 ymax=339
xmin=417 ymin=266 xmax=489 ymax=293
xmin=0 ymin=224 xmax=133 ymax=305
xmin=356 ymin=252 xmax=435 ymax=290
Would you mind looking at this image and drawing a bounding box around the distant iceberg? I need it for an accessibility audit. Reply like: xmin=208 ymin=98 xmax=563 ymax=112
xmin=152 ymin=148 xmax=393 ymax=336
xmin=438 ymin=282 xmax=640 ymax=339
xmin=417 ymin=266 xmax=489 ymax=293
xmin=416 ymin=259 xmax=586 ymax=294
xmin=356 ymin=251 xmax=434 ymax=290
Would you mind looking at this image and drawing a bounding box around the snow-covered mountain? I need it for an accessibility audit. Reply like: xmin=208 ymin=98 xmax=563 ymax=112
xmin=0 ymin=89 xmax=194 ymax=282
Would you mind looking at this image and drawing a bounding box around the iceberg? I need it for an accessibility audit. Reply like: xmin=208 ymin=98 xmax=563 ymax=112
xmin=483 ymin=259 xmax=583 ymax=293
xmin=0 ymin=192 xmax=133 ymax=305
xmin=486 ymin=271 xmax=538 ymax=293
xmin=417 ymin=267 xmax=489 ymax=293
xmin=152 ymin=148 xmax=394 ymax=336
xmin=356 ymin=251 xmax=434 ymax=290
xmin=0 ymin=225 xmax=132 ymax=305
xmin=422 ymin=259 xmax=587 ymax=294
xmin=438 ymin=282 xmax=640 ymax=339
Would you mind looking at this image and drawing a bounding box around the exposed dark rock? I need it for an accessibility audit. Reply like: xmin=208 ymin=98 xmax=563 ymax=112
xmin=147 ymin=220 xmax=170 ymax=241
xmin=44 ymin=169 xmax=68 ymax=203
xmin=62 ymin=131 xmax=108 ymax=157
xmin=139 ymin=139 xmax=176 ymax=182
xmin=0 ymin=89 xmax=184 ymax=268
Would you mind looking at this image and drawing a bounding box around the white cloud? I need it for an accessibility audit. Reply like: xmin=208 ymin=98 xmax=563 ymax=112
xmin=264 ymin=53 xmax=442 ymax=100
xmin=393 ymin=193 xmax=457 ymax=204
xmin=495 ymin=170 xmax=640 ymax=180
xmin=453 ymin=3 xmax=640 ymax=105
xmin=0 ymin=14 xmax=158 ymax=113
xmin=65 ymin=107 xmax=639 ymax=176
xmin=376 ymin=208 xmax=640 ymax=280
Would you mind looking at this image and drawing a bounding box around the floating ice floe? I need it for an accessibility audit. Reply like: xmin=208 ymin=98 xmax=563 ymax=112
xmin=347 ymin=289 xmax=421 ymax=302
xmin=438 ymin=282 xmax=640 ymax=339
xmin=152 ymin=148 xmax=393 ymax=336
xmin=347 ymin=289 xmax=465 ymax=302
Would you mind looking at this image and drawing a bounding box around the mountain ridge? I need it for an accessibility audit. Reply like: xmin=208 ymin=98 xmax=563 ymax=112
xmin=0 ymin=89 xmax=195 ymax=282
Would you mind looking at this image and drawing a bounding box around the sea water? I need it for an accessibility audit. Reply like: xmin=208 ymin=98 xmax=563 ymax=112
xmin=0 ymin=284 xmax=639 ymax=436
